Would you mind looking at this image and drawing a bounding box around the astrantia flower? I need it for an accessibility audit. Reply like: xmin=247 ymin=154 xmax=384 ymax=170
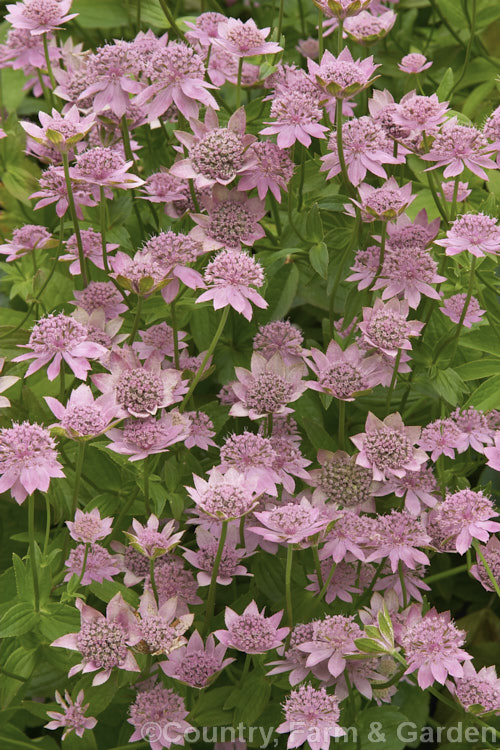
xmin=71 ymin=282 xmax=128 ymax=320
xmin=321 ymin=116 xmax=402 ymax=186
xmin=207 ymin=46 xmax=260 ymax=88
xmin=191 ymin=186 xmax=266 ymax=252
xmin=385 ymin=209 xmax=440 ymax=250
xmin=80 ymin=42 xmax=142 ymax=118
xmin=196 ymin=249 xmax=267 ymax=321
xmin=45 ymin=690 xmax=97 ymax=740
xmin=141 ymin=230 xmax=205 ymax=304
xmin=373 ymin=464 xmax=439 ymax=516
xmin=67 ymin=507 xmax=113 ymax=544
xmin=343 ymin=10 xmax=396 ymax=45
xmin=133 ymin=323 xmax=188 ymax=361
xmin=439 ymin=180 xmax=471 ymax=203
xmin=393 ymin=92 xmax=448 ymax=133
xmin=186 ymin=467 xmax=259 ymax=521
xmin=418 ymin=417 xmax=469 ymax=460
xmin=0 ymin=359 xmax=19 ymax=410
xmin=310 ymin=449 xmax=374 ymax=510
xmin=250 ymin=497 xmax=329 ymax=546
xmin=0 ymin=26 xmax=59 ymax=71
xmin=440 ymin=294 xmax=485 ymax=328
xmin=449 ymin=406 xmax=493 ymax=453
xmin=0 ymin=224 xmax=52 ymax=262
xmin=64 ymin=544 xmax=119 ymax=585
xmin=182 ymin=410 xmax=216 ymax=450
xmin=309 ymin=47 xmax=380 ymax=100
xmin=229 ymin=353 xmax=307 ymax=420
xmin=260 ymin=88 xmax=328 ymax=149
xmin=160 ymin=630 xmax=235 ymax=688
xmin=6 ymin=0 xmax=78 ymax=35
xmin=214 ymin=601 xmax=289 ymax=654
xmin=0 ymin=421 xmax=64 ymax=504
xmin=60 ymin=228 xmax=119 ymax=276
xmin=298 ymin=614 xmax=363 ymax=677
xmin=171 ymin=107 xmax=256 ymax=189
xmin=45 ymin=384 xmax=118 ymax=441
xmin=346 ymin=245 xmax=380 ymax=290
xmin=92 ymin=349 xmax=186 ymax=418
xmin=485 ymin=431 xmax=500 ymax=471
xmin=219 ymin=431 xmax=280 ymax=495
xmin=313 ymin=0 xmax=372 ymax=18
xmin=238 ymin=141 xmax=294 ymax=202
xmin=267 ymin=622 xmax=315 ymax=685
xmin=371 ymin=245 xmax=446 ymax=309
xmin=151 ymin=555 xmax=202 ymax=610
xmin=449 ymin=662 xmax=500 ymax=716
xmin=398 ymin=53 xmax=432 ymax=74
xmin=51 ymin=594 xmax=142 ymax=685
xmin=124 ymin=515 xmax=184 ymax=559
xmin=135 ymin=42 xmax=218 ymax=121
xmin=421 ymin=117 xmax=499 ymax=180
xmin=319 ymin=511 xmax=372 ymax=563
xmin=21 ymin=105 xmax=94 ymax=153
xmin=434 ymin=213 xmax=500 ymax=257
xmin=400 ymin=607 xmax=471 ymax=689
xmin=306 ymin=560 xmax=364 ymax=604
xmin=72 ymin=147 xmax=144 ymax=193
xmin=185 ymin=12 xmax=226 ymax=47
xmin=358 ymin=297 xmax=424 ymax=357
xmin=366 ymin=510 xmax=431 ymax=572
xmin=137 ymin=590 xmax=193 ymax=655
xmin=183 ymin=525 xmax=250 ymax=585
xmin=351 ymin=177 xmax=415 ymax=222
xmin=215 ymin=18 xmax=282 ymax=58
xmin=470 ymin=536 xmax=500 ymax=593
xmin=106 ymin=413 xmax=186 ymax=461
xmin=253 ymin=320 xmax=305 ymax=365
xmin=31 ymin=165 xmax=97 ymax=218
xmin=306 ymin=340 xmax=376 ymax=400
xmin=429 ymin=489 xmax=500 ymax=555
xmin=277 ymin=684 xmax=345 ymax=750
xmin=351 ymin=412 xmax=427 ymax=482
xmin=14 ymin=313 xmax=106 ymax=380
xmin=128 ymin=683 xmax=193 ymax=749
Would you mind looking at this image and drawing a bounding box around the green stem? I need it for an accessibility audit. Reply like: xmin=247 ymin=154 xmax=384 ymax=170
xmin=335 ymin=98 xmax=350 ymax=192
xmin=188 ymin=179 xmax=200 ymax=213
xmin=312 ymin=546 xmax=323 ymax=590
xmin=76 ymin=542 xmax=90 ymax=588
xmin=338 ymin=399 xmax=346 ymax=450
xmin=318 ymin=9 xmax=324 ymax=60
xmin=171 ymin=300 xmax=180 ymax=369
xmin=42 ymin=33 xmax=56 ymax=96
xmin=157 ymin=0 xmax=186 ymax=40
xmin=374 ymin=221 xmax=387 ymax=282
xmin=240 ymin=653 xmax=252 ymax=684
xmin=398 ymin=560 xmax=408 ymax=608
xmin=270 ymin=194 xmax=282 ymax=236
xmin=59 ymin=359 xmax=66 ymax=402
xmin=28 ymin=493 xmax=40 ymax=613
xmin=71 ymin=442 xmax=86 ymax=517
xmin=449 ymin=177 xmax=459 ymax=223
xmin=203 ymin=520 xmax=228 ymax=635
xmin=129 ymin=295 xmax=143 ymax=344
xmin=449 ymin=0 xmax=476 ymax=97
xmin=385 ymin=350 xmax=402 ymax=411
xmin=99 ymin=186 xmax=110 ymax=274
xmin=474 ymin=539 xmax=500 ymax=598
xmin=337 ymin=18 xmax=344 ymax=55
xmin=62 ymin=152 xmax=87 ymax=286
xmin=236 ymin=58 xmax=243 ymax=110
xmin=317 ymin=561 xmax=336 ymax=602
xmin=423 ymin=563 xmax=468 ymax=583
xmin=285 ymin=545 xmax=294 ymax=647
xmin=180 ymin=306 xmax=229 ymax=412
xmin=120 ymin=116 xmax=145 ymax=236
xmin=276 ymin=0 xmax=285 ymax=43
xmin=150 ymin=557 xmax=159 ymax=603
xmin=43 ymin=493 xmax=51 ymax=556
xmin=143 ymin=456 xmax=151 ymax=516
xmin=448 ymin=255 xmax=477 ymax=364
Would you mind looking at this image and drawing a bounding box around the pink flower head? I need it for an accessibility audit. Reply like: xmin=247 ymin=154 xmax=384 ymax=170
xmin=312 ymin=0 xmax=372 ymax=19
xmin=344 ymin=10 xmax=396 ymax=45
xmin=238 ymin=141 xmax=294 ymax=202
xmin=310 ymin=449 xmax=374 ymax=510
xmin=134 ymin=41 xmax=218 ymax=122
xmin=393 ymin=92 xmax=448 ymax=133
xmin=385 ymin=209 xmax=441 ymax=249
xmin=215 ymin=18 xmax=282 ymax=58
xmin=60 ymin=228 xmax=119 ymax=275
xmin=0 ymin=359 xmax=19 ymax=410
xmin=429 ymin=489 xmax=500 ymax=555
xmin=421 ymin=117 xmax=500 ymax=180
xmin=219 ymin=430 xmax=281 ymax=496
xmin=398 ymin=53 xmax=432 ymax=74
xmin=171 ymin=107 xmax=256 ymax=189
xmin=250 ymin=497 xmax=329 ymax=545
xmin=133 ymin=323 xmax=188 ymax=361
xmin=181 ymin=409 xmax=216 ymax=450
xmin=449 ymin=661 xmax=500 ymax=715
xmin=191 ymin=186 xmax=266 ymax=252
xmin=321 ymin=116 xmax=403 ymax=186
xmin=14 ymin=313 xmax=106 ymax=380
xmin=140 ymin=230 xmax=205 ymax=304
xmin=0 ymin=224 xmax=52 ymax=262
xmin=67 ymin=507 xmax=113 ymax=544
xmin=0 ymin=26 xmax=60 ymax=71
xmin=207 ymin=46 xmax=259 ymax=88
xmin=308 ymin=47 xmax=380 ymax=100
xmin=160 ymin=630 xmax=235 ymax=688
xmin=140 ymin=170 xmax=191 ymax=216
xmin=319 ymin=511 xmax=373 ymax=563
xmin=196 ymin=249 xmax=267 ymax=321
xmin=183 ymin=525 xmax=250 ymax=585
xmin=449 ymin=406 xmax=493 ymax=453
xmin=51 ymin=594 xmax=142 ymax=685
xmin=260 ymin=77 xmax=328 ymax=148
xmin=267 ymin=622 xmax=315 ymax=685
xmin=371 ymin=245 xmax=446 ymax=309
xmin=128 ymin=683 xmax=193 ymax=750
xmin=418 ymin=417 xmax=469 ymax=461
xmin=186 ymin=467 xmax=259 ymax=521
xmin=298 ymin=614 xmax=363 ymax=677
xmin=351 ymin=177 xmax=415 ymax=221
xmin=31 ymin=165 xmax=97 ymax=218
xmin=229 ymin=353 xmax=307 ymax=420
xmin=79 ymin=42 xmax=142 ymax=118
xmin=71 ymin=282 xmax=128 ymax=320
xmin=485 ymin=431 xmax=500 ymax=471
xmin=358 ymin=297 xmax=424 ymax=357
xmin=439 ymin=180 xmax=471 ymax=203
xmin=64 ymin=543 xmax=120 ymax=586
xmin=470 ymin=536 xmax=500 ymax=593
xmin=373 ymin=464 xmax=439 ymax=516
xmin=214 ymin=600 xmax=289 ymax=654
xmin=346 ymin=245 xmax=380 ymax=290
xmin=149 ymin=554 xmax=202 ymax=611
xmin=276 ymin=684 xmax=345 ymax=750
xmin=20 ymin=105 xmax=94 ymax=153
xmin=435 ymin=212 xmax=500 ymax=258
xmin=124 ymin=515 xmax=184 ymax=559
xmin=401 ymin=606 xmax=471 ymax=689
xmin=137 ymin=590 xmax=193 ymax=655
xmin=6 ymin=0 xmax=78 ymax=35
xmin=92 ymin=348 xmax=187 ymax=418
xmin=440 ymin=294 xmax=485 ymax=327
xmin=72 ymin=147 xmax=144 ymax=193
xmin=351 ymin=412 xmax=427 ymax=482
xmin=253 ymin=320 xmax=305 ymax=366
xmin=306 ymin=340 xmax=376 ymax=400
xmin=106 ymin=412 xmax=187 ymax=461
xmin=0 ymin=420 xmax=64 ymax=504
xmin=296 ymin=38 xmax=320 ymax=60
xmin=306 ymin=560 xmax=365 ymax=604
xmin=45 ymin=384 xmax=118 ymax=442
xmin=366 ymin=510 xmax=431 ymax=572
xmin=45 ymin=690 xmax=97 ymax=740
xmin=185 ymin=12 xmax=226 ymax=47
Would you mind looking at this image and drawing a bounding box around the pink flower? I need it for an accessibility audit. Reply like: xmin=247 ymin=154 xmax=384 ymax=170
xmin=343 ymin=10 xmax=396 ymax=45
xmin=60 ymin=228 xmax=119 ymax=275
xmin=51 ymin=594 xmax=142 ymax=685
xmin=398 ymin=53 xmax=432 ymax=74
xmin=0 ymin=421 xmax=64 ymax=504
xmin=14 ymin=313 xmax=106 ymax=380
xmin=79 ymin=42 xmax=142 ymax=118
xmin=250 ymin=497 xmax=329 ymax=545
xmin=296 ymin=38 xmax=320 ymax=60
xmin=0 ymin=224 xmax=52 ymax=261
xmin=45 ymin=384 xmax=118 ymax=441
xmin=182 ymin=410 xmax=216 ymax=450
xmin=124 ymin=515 xmax=184 ymax=559
xmin=429 ymin=489 xmax=500 ymax=555
xmin=67 ymin=507 xmax=113 ymax=544
xmin=191 ymin=186 xmax=266 ymax=252
xmin=64 ymin=543 xmax=120 ymax=585
xmin=309 ymin=449 xmax=374 ymax=510
xmin=31 ymin=165 xmax=97 ymax=218
xmin=358 ymin=297 xmax=424 ymax=357
xmin=260 ymin=87 xmax=328 ymax=149
xmin=141 ymin=230 xmax=205 ymax=304
xmin=137 ymin=590 xmax=193 ymax=655
xmin=20 ymin=105 xmax=94 ymax=153
xmin=133 ymin=323 xmax=188 ymax=361
xmin=351 ymin=411 xmax=427 ymax=482
xmin=393 ymin=92 xmax=448 ymax=133
xmin=321 ymin=116 xmax=403 ymax=186
xmin=319 ymin=511 xmax=372 ymax=563
xmin=72 ymin=147 xmax=144 ymax=193
xmin=149 ymin=555 xmax=202 ymax=610
xmin=485 ymin=431 xmax=500 ymax=471
xmin=346 ymin=245 xmax=380 ymax=290
xmin=215 ymin=18 xmax=282 ymax=57
xmin=214 ymin=600 xmax=289 ymax=654
xmin=160 ymin=630 xmax=235 ymax=688
xmin=106 ymin=413 xmax=187 ymax=461
xmin=219 ymin=430 xmax=281 ymax=496
xmin=450 ymin=406 xmax=493 ymax=453
xmin=306 ymin=340 xmax=376 ymax=400
xmin=45 ymin=690 xmax=97 ymax=740
xmin=6 ymin=0 xmax=78 ymax=35
xmin=439 ymin=180 xmax=471 ymax=202
xmin=421 ymin=117 xmax=500 ymax=180
xmin=448 ymin=661 xmax=500 ymax=715
xmin=207 ymin=46 xmax=259 ymax=88
xmin=276 ymin=684 xmax=345 ymax=750
xmin=92 ymin=348 xmax=186 ymax=418
xmin=306 ymin=560 xmax=363 ymax=604
xmin=253 ymin=321 xmax=305 ymax=366
xmin=385 ymin=209 xmax=440 ymax=248
xmin=0 ymin=27 xmax=59 ymax=71
xmin=440 ymin=294 xmax=485 ymax=327
xmin=238 ymin=141 xmax=294 ymax=202
xmin=400 ymin=607 xmax=471 ymax=689
xmin=186 ymin=467 xmax=259 ymax=521
xmin=229 ymin=353 xmax=307 ymax=420
xmin=373 ymin=464 xmax=439 ymax=516
xmin=183 ymin=525 xmax=250 ymax=585
xmin=71 ymin=282 xmax=128 ymax=320
xmin=185 ymin=12 xmax=226 ymax=48
xmin=128 ymin=683 xmax=193 ymax=750
xmin=0 ymin=359 xmax=19 ymax=409
xmin=134 ymin=42 xmax=218 ymax=121
xmin=308 ymin=47 xmax=380 ymax=99
xmin=434 ymin=213 xmax=500 ymax=257
xmin=351 ymin=177 xmax=415 ymax=221
xmin=140 ymin=170 xmax=192 ymax=216
xmin=298 ymin=614 xmax=362 ymax=677
xmin=196 ymin=249 xmax=267 ymax=321
xmin=371 ymin=245 xmax=446 ymax=309
xmin=418 ymin=417 xmax=469 ymax=460
xmin=470 ymin=536 xmax=500 ymax=593
xmin=267 ymin=622 xmax=315 ymax=685
xmin=366 ymin=510 xmax=431 ymax=572
xmin=312 ymin=0 xmax=372 ymax=19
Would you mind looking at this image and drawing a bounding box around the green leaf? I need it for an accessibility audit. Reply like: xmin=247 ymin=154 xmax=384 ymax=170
xmin=309 ymin=242 xmax=329 ymax=280
xmin=354 ymin=637 xmax=388 ymax=654
xmin=72 ymin=0 xmax=129 ymax=27
xmin=460 ymin=328 xmax=500 ymax=356
xmin=464 ymin=375 xmax=500 ymax=411
xmin=270 ymin=264 xmax=299 ymax=319
xmin=39 ymin=604 xmax=81 ymax=641
xmin=0 ymin=602 xmax=37 ymax=637
xmin=190 ymin=686 xmax=234 ymax=725
xmin=306 ymin=204 xmax=324 ymax=242
xmin=430 ymin=368 xmax=467 ymax=406
xmin=436 ymin=68 xmax=454 ymax=101
xmin=233 ymin=671 xmax=271 ymax=724
xmin=455 ymin=358 xmax=500 ymax=381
